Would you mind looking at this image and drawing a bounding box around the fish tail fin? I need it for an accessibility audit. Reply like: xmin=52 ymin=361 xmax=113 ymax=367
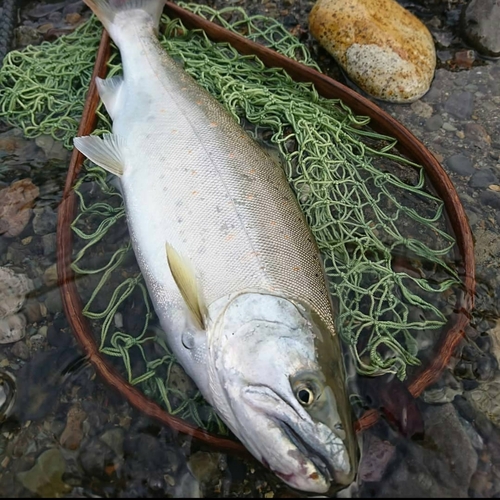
xmin=83 ymin=0 xmax=164 ymax=33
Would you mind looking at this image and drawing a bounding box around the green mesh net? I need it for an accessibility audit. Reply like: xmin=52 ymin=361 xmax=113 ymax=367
xmin=0 ymin=4 xmax=461 ymax=431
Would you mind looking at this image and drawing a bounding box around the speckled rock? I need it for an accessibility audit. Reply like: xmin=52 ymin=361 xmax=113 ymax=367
xmin=0 ymin=314 xmax=27 ymax=345
xmin=309 ymin=0 xmax=436 ymax=102
xmin=0 ymin=267 xmax=34 ymax=319
xmin=0 ymin=179 xmax=39 ymax=238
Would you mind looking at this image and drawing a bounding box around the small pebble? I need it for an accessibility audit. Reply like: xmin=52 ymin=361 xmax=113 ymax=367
xmin=425 ymin=114 xmax=443 ymax=132
xmin=469 ymin=170 xmax=498 ymax=189
xmin=446 ymin=154 xmax=475 ymax=176
xmin=444 ymin=91 xmax=474 ymax=120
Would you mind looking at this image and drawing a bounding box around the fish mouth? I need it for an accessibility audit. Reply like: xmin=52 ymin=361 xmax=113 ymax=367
xmin=278 ymin=419 xmax=334 ymax=487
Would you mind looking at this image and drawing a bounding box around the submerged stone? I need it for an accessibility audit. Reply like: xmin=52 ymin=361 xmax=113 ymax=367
xmin=309 ymin=0 xmax=436 ymax=102
xmin=16 ymin=448 xmax=71 ymax=498
xmin=0 ymin=267 xmax=34 ymax=319
xmin=0 ymin=179 xmax=39 ymax=238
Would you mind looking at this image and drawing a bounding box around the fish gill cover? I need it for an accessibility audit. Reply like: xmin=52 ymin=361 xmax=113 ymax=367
xmin=0 ymin=3 xmax=462 ymax=433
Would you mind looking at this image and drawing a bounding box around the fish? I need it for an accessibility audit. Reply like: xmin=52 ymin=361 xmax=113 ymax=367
xmin=73 ymin=0 xmax=359 ymax=493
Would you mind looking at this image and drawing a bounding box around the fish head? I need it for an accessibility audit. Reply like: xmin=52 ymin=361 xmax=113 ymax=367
xmin=208 ymin=293 xmax=358 ymax=493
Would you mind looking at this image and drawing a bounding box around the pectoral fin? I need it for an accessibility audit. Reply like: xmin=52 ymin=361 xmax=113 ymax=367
xmin=73 ymin=134 xmax=125 ymax=176
xmin=166 ymin=243 xmax=207 ymax=330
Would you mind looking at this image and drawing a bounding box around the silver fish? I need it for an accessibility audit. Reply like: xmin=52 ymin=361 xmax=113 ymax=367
xmin=74 ymin=0 xmax=358 ymax=493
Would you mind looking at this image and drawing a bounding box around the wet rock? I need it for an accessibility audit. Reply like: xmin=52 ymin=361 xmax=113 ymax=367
xmin=375 ymin=403 xmax=478 ymax=497
xmin=35 ymin=135 xmax=68 ymax=162
xmin=358 ymin=434 xmax=396 ymax=482
xmin=100 ymin=428 xmax=125 ymax=459
xmin=465 ymin=122 xmax=491 ymax=147
xmin=26 ymin=2 xmax=64 ymax=19
xmin=42 ymin=233 xmax=57 ymax=257
xmin=0 ymin=179 xmax=39 ymax=238
xmin=22 ymin=299 xmax=43 ymax=324
xmin=308 ymin=0 xmax=436 ymax=102
xmin=188 ymin=451 xmax=221 ymax=485
xmin=11 ymin=341 xmax=30 ymax=360
xmin=0 ymin=314 xmax=27 ymax=344
xmin=32 ymin=206 xmax=57 ymax=235
xmin=16 ymin=448 xmax=71 ymax=497
xmin=63 ymin=1 xmax=86 ymax=16
xmin=452 ymin=49 xmax=475 ymax=69
xmin=65 ymin=13 xmax=81 ymax=25
xmin=459 ymin=416 xmax=484 ymax=452
xmin=44 ymin=288 xmax=63 ymax=314
xmin=469 ymin=169 xmax=498 ymax=188
xmin=425 ymin=114 xmax=443 ymax=132
xmin=465 ymin=377 xmax=500 ymax=428
xmin=79 ymin=438 xmax=115 ymax=478
xmin=480 ymin=190 xmax=500 ymax=209
xmin=47 ymin=323 xmax=72 ymax=348
xmin=14 ymin=347 xmax=79 ymax=421
xmin=43 ymin=264 xmax=58 ymax=287
xmin=60 ymin=404 xmax=87 ymax=450
xmin=411 ymin=100 xmax=433 ymax=118
xmin=444 ymin=91 xmax=474 ymax=120
xmin=0 ymin=267 xmax=34 ymax=318
xmin=446 ymin=154 xmax=475 ymax=176
xmin=460 ymin=0 xmax=500 ymax=57
xmin=14 ymin=26 xmax=43 ymax=48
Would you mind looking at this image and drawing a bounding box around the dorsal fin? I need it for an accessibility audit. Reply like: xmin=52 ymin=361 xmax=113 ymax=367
xmin=166 ymin=243 xmax=207 ymax=330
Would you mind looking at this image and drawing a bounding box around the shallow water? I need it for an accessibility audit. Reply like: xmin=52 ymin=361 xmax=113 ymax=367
xmin=0 ymin=0 xmax=499 ymax=498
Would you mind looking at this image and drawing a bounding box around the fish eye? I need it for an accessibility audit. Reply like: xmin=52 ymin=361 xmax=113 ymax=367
xmin=296 ymin=385 xmax=315 ymax=406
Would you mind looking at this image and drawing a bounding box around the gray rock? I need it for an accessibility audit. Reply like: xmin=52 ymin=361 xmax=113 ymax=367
xmin=444 ymin=91 xmax=474 ymax=120
xmin=461 ymin=0 xmax=500 ymax=57
xmin=0 ymin=314 xmax=27 ymax=344
xmin=100 ymin=428 xmax=125 ymax=459
xmin=446 ymin=154 xmax=475 ymax=176
xmin=425 ymin=114 xmax=443 ymax=132
xmin=32 ymin=206 xmax=57 ymax=235
xmin=41 ymin=233 xmax=57 ymax=257
xmin=79 ymin=438 xmax=115 ymax=478
xmin=375 ymin=403 xmax=478 ymax=497
xmin=11 ymin=341 xmax=30 ymax=360
xmin=442 ymin=122 xmax=457 ymax=132
xmin=480 ymin=190 xmax=500 ymax=209
xmin=358 ymin=434 xmax=396 ymax=482
xmin=469 ymin=169 xmax=498 ymax=188
xmin=44 ymin=289 xmax=63 ymax=314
